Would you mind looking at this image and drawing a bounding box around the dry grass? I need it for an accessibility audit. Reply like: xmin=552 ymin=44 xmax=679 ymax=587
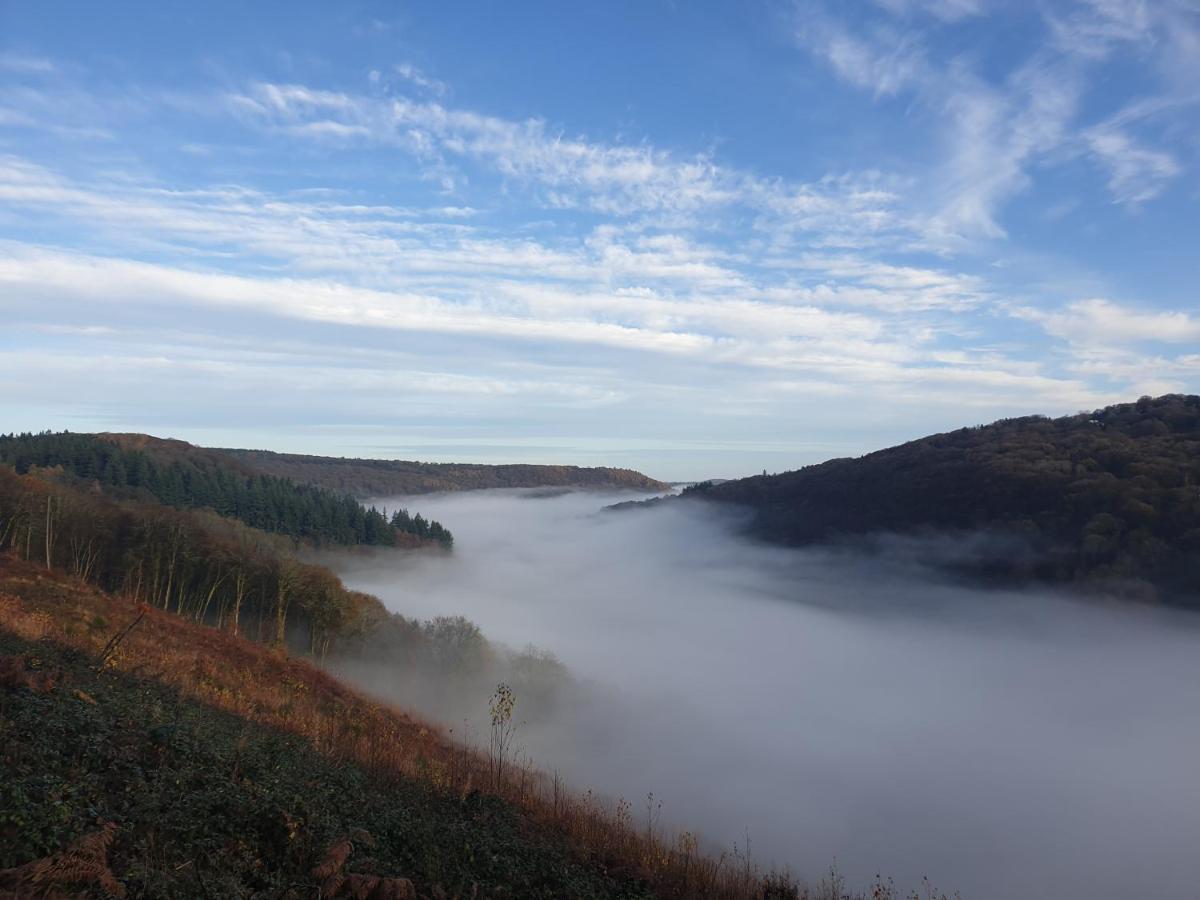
xmin=0 ymin=552 xmax=834 ymax=899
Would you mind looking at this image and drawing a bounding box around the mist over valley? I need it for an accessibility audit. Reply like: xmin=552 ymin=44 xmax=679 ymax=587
xmin=5 ymin=2 xmax=1200 ymax=895
xmin=329 ymin=488 xmax=1200 ymax=900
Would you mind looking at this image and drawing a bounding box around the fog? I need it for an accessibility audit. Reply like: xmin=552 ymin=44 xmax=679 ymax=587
xmin=330 ymin=489 xmax=1200 ymax=900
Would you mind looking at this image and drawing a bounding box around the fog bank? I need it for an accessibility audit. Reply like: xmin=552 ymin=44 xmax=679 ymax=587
xmin=332 ymin=489 xmax=1200 ymax=900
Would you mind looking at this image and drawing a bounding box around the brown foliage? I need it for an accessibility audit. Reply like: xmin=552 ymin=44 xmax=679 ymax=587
xmin=0 ymin=821 xmax=124 ymax=898
xmin=312 ymin=837 xmax=354 ymax=880
xmin=312 ymin=833 xmax=415 ymax=899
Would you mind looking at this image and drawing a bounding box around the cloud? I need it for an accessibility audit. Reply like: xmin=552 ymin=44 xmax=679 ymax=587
xmin=929 ymin=60 xmax=1080 ymax=241
xmin=1027 ymin=297 xmax=1200 ymax=346
xmin=0 ymin=143 xmax=1167 ymax=429
xmin=393 ymin=62 xmax=448 ymax=97
xmin=228 ymin=80 xmax=911 ymax=236
xmin=794 ymin=8 xmax=1082 ymax=242
xmin=796 ymin=8 xmax=933 ymax=99
xmin=771 ymin=254 xmax=988 ymax=312
xmin=793 ymin=0 xmax=1198 ymax=241
xmin=1085 ymin=126 xmax=1182 ymax=204
xmin=0 ymin=35 xmax=1194 ymax=459
xmin=0 ymin=53 xmax=57 ymax=74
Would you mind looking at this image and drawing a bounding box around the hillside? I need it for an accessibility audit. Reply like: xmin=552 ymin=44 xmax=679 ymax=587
xmin=680 ymin=395 xmax=1200 ymax=602
xmin=0 ymin=432 xmax=452 ymax=549
xmin=0 ymin=558 xmax=658 ymax=899
xmin=223 ymin=448 xmax=670 ymax=498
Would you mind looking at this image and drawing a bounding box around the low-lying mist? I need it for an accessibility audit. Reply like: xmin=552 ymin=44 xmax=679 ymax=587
xmin=326 ymin=489 xmax=1200 ymax=900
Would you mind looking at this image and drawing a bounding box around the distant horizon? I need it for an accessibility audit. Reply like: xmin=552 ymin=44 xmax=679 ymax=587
xmin=3 ymin=2 xmax=1198 ymax=479
xmin=8 ymin=389 xmax=1188 ymax=484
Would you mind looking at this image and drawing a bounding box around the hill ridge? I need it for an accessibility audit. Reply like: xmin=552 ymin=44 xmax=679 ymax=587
xmin=673 ymin=394 xmax=1200 ymax=603
xmin=222 ymin=446 xmax=670 ymax=498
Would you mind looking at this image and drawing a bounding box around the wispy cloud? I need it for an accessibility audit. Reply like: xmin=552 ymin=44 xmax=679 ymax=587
xmin=0 ymin=53 xmax=57 ymax=74
xmin=1085 ymin=126 xmax=1181 ymax=204
xmin=1022 ymin=297 xmax=1200 ymax=347
xmin=808 ymin=19 xmax=927 ymax=98
xmin=228 ymin=80 xmax=910 ymax=236
xmin=392 ymin=62 xmax=448 ymax=97
xmin=793 ymin=0 xmax=1197 ymax=238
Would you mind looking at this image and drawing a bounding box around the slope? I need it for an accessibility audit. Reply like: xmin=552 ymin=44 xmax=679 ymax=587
xmin=682 ymin=394 xmax=1200 ymax=601
xmin=0 ymin=557 xmax=654 ymax=899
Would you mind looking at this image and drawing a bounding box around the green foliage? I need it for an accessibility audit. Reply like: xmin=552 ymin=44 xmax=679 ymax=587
xmin=0 ymin=431 xmax=452 ymax=549
xmin=691 ymin=394 xmax=1200 ymax=603
xmin=0 ymin=633 xmax=653 ymax=899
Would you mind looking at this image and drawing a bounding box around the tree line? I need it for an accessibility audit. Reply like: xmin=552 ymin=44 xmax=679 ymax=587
xmin=0 ymin=432 xmax=452 ymax=549
xmin=224 ymin=447 xmax=669 ymax=498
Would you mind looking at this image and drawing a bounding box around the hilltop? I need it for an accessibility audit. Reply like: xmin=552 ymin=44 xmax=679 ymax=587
xmin=674 ymin=395 xmax=1200 ymax=603
xmin=223 ymin=448 xmax=670 ymax=498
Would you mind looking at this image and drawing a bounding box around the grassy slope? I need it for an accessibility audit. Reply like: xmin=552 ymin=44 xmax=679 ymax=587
xmin=0 ymin=558 xmax=652 ymax=899
xmin=222 ymin=449 xmax=670 ymax=498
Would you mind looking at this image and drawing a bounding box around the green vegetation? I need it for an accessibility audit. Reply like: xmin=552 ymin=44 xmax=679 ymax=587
xmin=223 ymin=447 xmax=670 ymax=498
xmin=0 ymin=632 xmax=654 ymax=899
xmin=0 ymin=432 xmax=451 ymax=549
xmin=684 ymin=394 xmax=1200 ymax=603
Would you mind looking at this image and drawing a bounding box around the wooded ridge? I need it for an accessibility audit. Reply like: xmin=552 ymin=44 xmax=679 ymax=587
xmin=223 ymin=447 xmax=670 ymax=498
xmin=669 ymin=395 xmax=1200 ymax=604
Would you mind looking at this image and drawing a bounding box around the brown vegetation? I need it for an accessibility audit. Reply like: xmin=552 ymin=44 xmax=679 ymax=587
xmin=0 ymin=821 xmax=124 ymax=898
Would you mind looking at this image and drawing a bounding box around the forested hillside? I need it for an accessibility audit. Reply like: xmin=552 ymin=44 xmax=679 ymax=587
xmin=0 ymin=432 xmax=452 ymax=549
xmin=224 ymin=448 xmax=670 ymax=498
xmin=683 ymin=395 xmax=1200 ymax=602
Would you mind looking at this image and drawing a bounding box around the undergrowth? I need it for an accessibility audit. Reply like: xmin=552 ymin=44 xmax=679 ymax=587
xmin=0 ymin=630 xmax=653 ymax=898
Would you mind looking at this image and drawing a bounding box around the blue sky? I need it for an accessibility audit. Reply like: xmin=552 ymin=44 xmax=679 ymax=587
xmin=1 ymin=0 xmax=1197 ymax=479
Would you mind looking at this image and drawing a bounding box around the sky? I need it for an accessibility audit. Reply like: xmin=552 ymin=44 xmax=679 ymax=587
xmin=1 ymin=0 xmax=1198 ymax=480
